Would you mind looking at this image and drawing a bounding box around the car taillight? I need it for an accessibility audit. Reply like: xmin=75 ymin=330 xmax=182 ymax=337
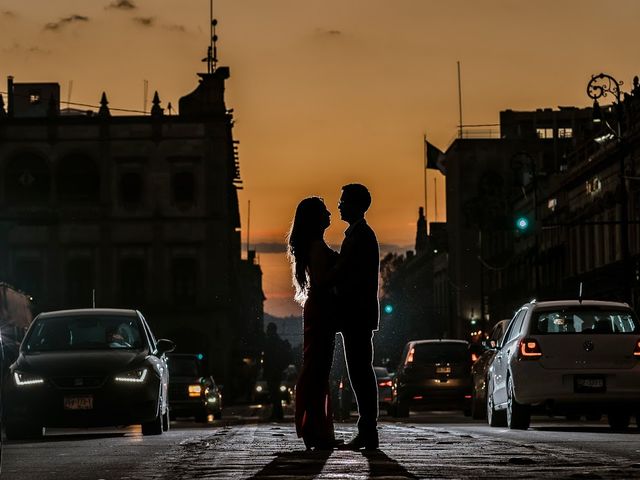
xmin=378 ymin=380 xmax=392 ymax=387
xmin=406 ymin=347 xmax=415 ymax=365
xmin=471 ymin=353 xmax=479 ymax=363
xmin=188 ymin=384 xmax=202 ymax=397
xmin=633 ymin=340 xmax=640 ymax=357
xmin=518 ymin=338 xmax=542 ymax=359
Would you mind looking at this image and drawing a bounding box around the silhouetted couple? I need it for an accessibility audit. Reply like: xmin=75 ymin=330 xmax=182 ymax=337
xmin=287 ymin=183 xmax=380 ymax=451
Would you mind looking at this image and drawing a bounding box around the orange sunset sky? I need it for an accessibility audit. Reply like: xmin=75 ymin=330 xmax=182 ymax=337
xmin=2 ymin=0 xmax=640 ymax=317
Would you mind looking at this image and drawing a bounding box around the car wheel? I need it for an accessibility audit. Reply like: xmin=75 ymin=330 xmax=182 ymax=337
xmin=506 ymin=376 xmax=530 ymax=430
xmin=162 ymin=408 xmax=170 ymax=432
xmin=142 ymin=397 xmax=164 ymax=436
xmin=608 ymin=411 xmax=630 ymax=430
xmin=395 ymin=397 xmax=410 ymax=418
xmin=471 ymin=387 xmax=486 ymax=420
xmin=486 ymin=379 xmax=507 ymax=427
xmin=6 ymin=422 xmax=42 ymax=440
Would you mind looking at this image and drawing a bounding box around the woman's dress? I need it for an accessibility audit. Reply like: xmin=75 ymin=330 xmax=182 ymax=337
xmin=294 ymin=242 xmax=338 ymax=447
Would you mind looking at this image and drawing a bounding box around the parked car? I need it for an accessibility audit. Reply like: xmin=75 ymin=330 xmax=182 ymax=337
xmin=470 ymin=319 xmax=510 ymax=419
xmin=486 ymin=299 xmax=640 ymax=430
xmin=167 ymin=353 xmax=222 ymax=422
xmin=390 ymin=339 xmax=472 ymax=417
xmin=4 ymin=308 xmax=174 ymax=439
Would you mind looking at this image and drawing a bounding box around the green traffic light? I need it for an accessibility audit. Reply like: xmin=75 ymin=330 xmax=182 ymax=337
xmin=515 ymin=216 xmax=530 ymax=231
xmin=384 ymin=304 xmax=393 ymax=314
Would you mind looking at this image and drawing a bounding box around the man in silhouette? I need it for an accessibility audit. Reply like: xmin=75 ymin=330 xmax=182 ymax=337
xmin=334 ymin=183 xmax=380 ymax=450
xmin=263 ymin=322 xmax=292 ymax=421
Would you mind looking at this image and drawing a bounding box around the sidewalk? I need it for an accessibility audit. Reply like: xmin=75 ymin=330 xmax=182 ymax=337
xmin=138 ymin=420 xmax=640 ymax=479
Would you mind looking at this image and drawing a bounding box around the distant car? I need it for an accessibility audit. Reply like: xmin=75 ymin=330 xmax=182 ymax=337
xmin=376 ymin=366 xmax=394 ymax=412
xmin=4 ymin=308 xmax=174 ymax=439
xmin=335 ymin=366 xmax=394 ymax=417
xmin=486 ymin=300 xmax=640 ymax=430
xmin=252 ymin=366 xmax=294 ymax=405
xmin=470 ymin=319 xmax=510 ymax=419
xmin=167 ymin=353 xmax=222 ymax=422
xmin=390 ymin=339 xmax=472 ymax=417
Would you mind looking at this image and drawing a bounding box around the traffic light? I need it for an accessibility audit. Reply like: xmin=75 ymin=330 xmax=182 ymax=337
xmin=515 ymin=215 xmax=530 ymax=232
xmin=383 ymin=304 xmax=394 ymax=315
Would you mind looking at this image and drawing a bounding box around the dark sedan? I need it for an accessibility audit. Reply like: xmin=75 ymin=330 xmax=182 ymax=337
xmin=167 ymin=353 xmax=222 ymax=422
xmin=390 ymin=339 xmax=472 ymax=417
xmin=5 ymin=308 xmax=174 ymax=439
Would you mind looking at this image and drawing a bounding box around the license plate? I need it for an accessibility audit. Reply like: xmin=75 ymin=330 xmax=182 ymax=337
xmin=436 ymin=366 xmax=451 ymax=374
xmin=574 ymin=376 xmax=605 ymax=393
xmin=64 ymin=395 xmax=93 ymax=410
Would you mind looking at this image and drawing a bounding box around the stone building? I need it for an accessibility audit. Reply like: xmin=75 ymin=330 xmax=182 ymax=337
xmin=0 ymin=67 xmax=264 ymax=399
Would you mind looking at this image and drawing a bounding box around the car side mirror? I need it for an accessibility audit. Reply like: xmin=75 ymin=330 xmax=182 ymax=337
xmin=156 ymin=339 xmax=175 ymax=355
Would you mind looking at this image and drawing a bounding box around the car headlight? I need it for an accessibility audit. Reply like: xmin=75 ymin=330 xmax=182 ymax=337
xmin=207 ymin=397 xmax=218 ymax=404
xmin=188 ymin=385 xmax=202 ymax=397
xmin=255 ymin=385 xmax=263 ymax=392
xmin=279 ymin=385 xmax=287 ymax=392
xmin=14 ymin=371 xmax=45 ymax=386
xmin=114 ymin=368 xmax=148 ymax=383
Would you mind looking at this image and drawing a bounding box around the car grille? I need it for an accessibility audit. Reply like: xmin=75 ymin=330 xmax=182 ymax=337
xmin=50 ymin=376 xmax=106 ymax=389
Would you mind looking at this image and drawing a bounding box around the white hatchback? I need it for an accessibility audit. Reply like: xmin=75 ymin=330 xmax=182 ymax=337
xmin=486 ymin=299 xmax=640 ymax=430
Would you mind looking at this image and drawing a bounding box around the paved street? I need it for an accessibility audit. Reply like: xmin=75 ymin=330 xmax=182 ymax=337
xmin=4 ymin=409 xmax=640 ymax=479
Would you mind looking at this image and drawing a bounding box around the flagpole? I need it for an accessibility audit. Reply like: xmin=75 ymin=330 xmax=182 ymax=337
xmin=457 ymin=61 xmax=463 ymax=138
xmin=423 ymin=134 xmax=429 ymax=234
xmin=434 ymin=176 xmax=438 ymax=223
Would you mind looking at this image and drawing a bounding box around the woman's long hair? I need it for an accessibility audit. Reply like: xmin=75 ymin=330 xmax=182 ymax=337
xmin=286 ymin=197 xmax=327 ymax=304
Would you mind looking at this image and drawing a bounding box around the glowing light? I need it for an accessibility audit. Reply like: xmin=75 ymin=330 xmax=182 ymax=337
xmin=384 ymin=304 xmax=394 ymax=314
xmin=14 ymin=371 xmax=44 ymax=386
xmin=114 ymin=368 xmax=148 ymax=383
xmin=188 ymin=384 xmax=202 ymax=397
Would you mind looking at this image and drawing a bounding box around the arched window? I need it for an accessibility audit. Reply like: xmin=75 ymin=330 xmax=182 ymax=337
xmin=57 ymin=154 xmax=100 ymax=203
xmin=4 ymin=153 xmax=51 ymax=205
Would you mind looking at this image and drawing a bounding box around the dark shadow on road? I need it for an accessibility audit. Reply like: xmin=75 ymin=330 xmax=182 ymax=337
xmin=246 ymin=449 xmax=331 ymax=479
xmin=362 ymin=449 xmax=419 ymax=479
xmin=6 ymin=432 xmax=128 ymax=444
xmin=533 ymin=426 xmax=640 ymax=434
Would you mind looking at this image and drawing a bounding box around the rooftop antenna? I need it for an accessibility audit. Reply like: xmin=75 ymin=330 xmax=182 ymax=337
xmin=246 ymin=199 xmax=251 ymax=257
xmin=143 ymin=79 xmax=149 ymax=114
xmin=202 ymin=0 xmax=218 ymax=74
xmin=578 ymin=282 xmax=583 ymax=304
xmin=66 ymin=80 xmax=73 ymax=109
xmin=92 ymin=288 xmax=96 ymax=308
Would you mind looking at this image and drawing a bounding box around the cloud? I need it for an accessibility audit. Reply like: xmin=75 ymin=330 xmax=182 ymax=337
xmin=106 ymin=0 xmax=136 ymax=10
xmin=44 ymin=14 xmax=89 ymax=31
xmin=315 ymin=27 xmax=343 ymax=37
xmin=133 ymin=16 xmax=154 ymax=27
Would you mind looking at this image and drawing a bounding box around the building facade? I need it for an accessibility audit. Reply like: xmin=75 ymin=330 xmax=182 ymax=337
xmin=0 ymin=67 xmax=264 ymax=399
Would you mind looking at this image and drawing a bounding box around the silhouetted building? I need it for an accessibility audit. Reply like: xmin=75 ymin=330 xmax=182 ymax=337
xmin=0 ymin=67 xmax=264 ymax=399
xmin=433 ymin=106 xmax=595 ymax=338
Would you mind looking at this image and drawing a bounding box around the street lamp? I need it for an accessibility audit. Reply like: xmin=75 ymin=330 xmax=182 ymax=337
xmin=586 ymin=73 xmax=631 ymax=304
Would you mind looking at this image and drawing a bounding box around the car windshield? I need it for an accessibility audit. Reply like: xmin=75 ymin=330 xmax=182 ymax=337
xmin=532 ymin=309 xmax=639 ymax=334
xmin=374 ymin=367 xmax=389 ymax=378
xmin=23 ymin=315 xmax=145 ymax=352
xmin=168 ymin=357 xmax=203 ymax=377
xmin=413 ymin=343 xmax=468 ymax=364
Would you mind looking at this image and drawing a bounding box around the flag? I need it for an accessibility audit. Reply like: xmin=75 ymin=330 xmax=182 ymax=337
xmin=424 ymin=138 xmax=446 ymax=174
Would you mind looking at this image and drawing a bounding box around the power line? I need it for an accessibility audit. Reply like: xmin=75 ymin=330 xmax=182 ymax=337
xmin=0 ymin=90 xmax=149 ymax=115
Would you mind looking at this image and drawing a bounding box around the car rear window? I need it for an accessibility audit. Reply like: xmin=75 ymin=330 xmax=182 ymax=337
xmin=531 ymin=309 xmax=638 ymax=334
xmin=168 ymin=357 xmax=203 ymax=377
xmin=412 ymin=343 xmax=469 ymax=364
xmin=23 ymin=315 xmax=144 ymax=352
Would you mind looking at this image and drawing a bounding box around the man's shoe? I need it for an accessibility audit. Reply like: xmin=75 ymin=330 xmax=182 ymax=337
xmin=340 ymin=432 xmax=379 ymax=451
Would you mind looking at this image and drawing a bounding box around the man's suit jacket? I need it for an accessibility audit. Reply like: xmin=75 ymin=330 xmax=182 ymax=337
xmin=336 ymin=219 xmax=380 ymax=332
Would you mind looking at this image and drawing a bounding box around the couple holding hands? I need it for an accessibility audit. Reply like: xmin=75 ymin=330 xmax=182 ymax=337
xmin=287 ymin=183 xmax=380 ymax=451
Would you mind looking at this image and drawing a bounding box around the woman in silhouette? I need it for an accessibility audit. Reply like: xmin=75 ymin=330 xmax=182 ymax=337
xmin=287 ymin=197 xmax=339 ymax=450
